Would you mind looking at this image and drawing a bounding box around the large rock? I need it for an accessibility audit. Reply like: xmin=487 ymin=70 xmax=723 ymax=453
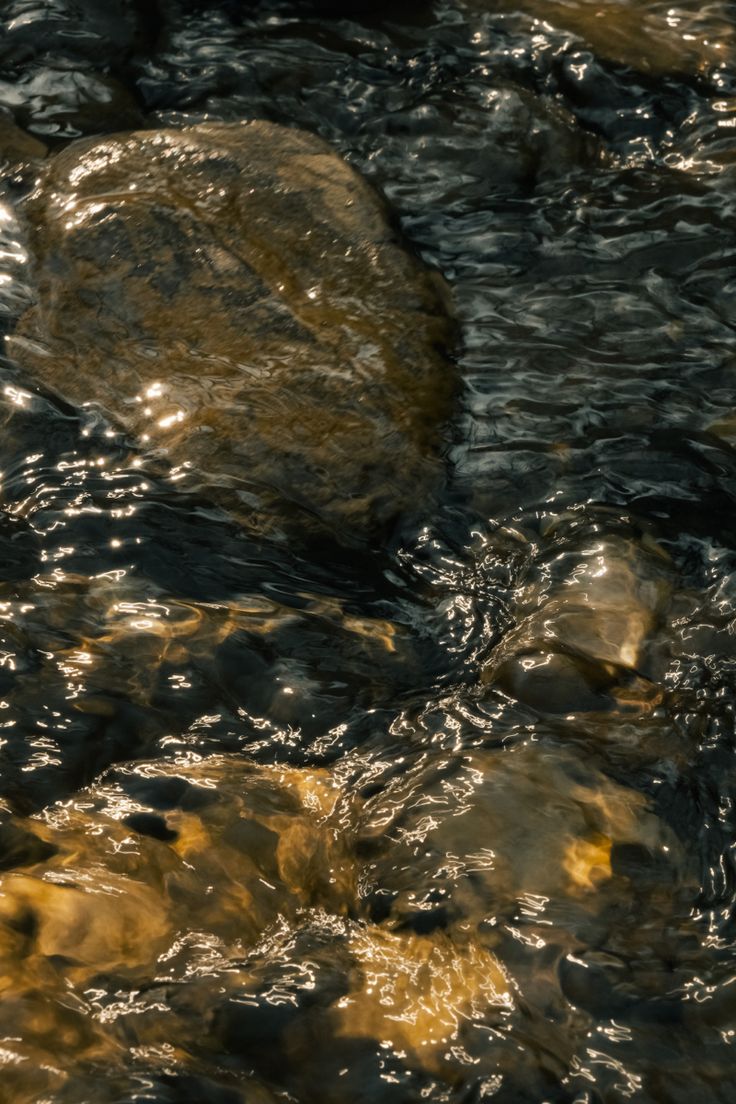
xmin=8 ymin=121 xmax=454 ymax=546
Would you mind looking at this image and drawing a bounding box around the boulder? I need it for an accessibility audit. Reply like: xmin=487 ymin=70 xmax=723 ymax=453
xmin=9 ymin=120 xmax=454 ymax=546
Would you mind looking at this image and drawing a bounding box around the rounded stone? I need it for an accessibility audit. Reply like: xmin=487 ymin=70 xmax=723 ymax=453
xmin=10 ymin=120 xmax=454 ymax=546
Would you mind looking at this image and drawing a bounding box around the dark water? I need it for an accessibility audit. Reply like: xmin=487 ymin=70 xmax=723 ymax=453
xmin=0 ymin=1 xmax=736 ymax=1101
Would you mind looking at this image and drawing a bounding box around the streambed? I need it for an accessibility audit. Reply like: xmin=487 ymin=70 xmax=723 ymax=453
xmin=0 ymin=1 xmax=734 ymax=1101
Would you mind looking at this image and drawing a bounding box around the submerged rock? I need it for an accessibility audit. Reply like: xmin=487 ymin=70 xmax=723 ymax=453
xmin=205 ymin=917 xmax=514 ymax=1099
xmin=478 ymin=0 xmax=735 ymax=76
xmin=0 ymin=564 xmax=429 ymax=808
xmin=8 ymin=120 xmax=454 ymax=547
xmin=482 ymin=529 xmax=673 ymax=714
xmin=337 ymin=925 xmax=512 ymax=1062
xmin=0 ymin=743 xmax=689 ymax=1099
xmin=163 ymin=743 xmax=687 ymax=1096
xmin=0 ymin=755 xmax=355 ymax=1098
xmin=355 ymin=742 xmax=683 ymax=935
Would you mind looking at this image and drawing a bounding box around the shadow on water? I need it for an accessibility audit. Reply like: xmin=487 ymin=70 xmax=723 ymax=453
xmin=0 ymin=0 xmax=735 ymax=1100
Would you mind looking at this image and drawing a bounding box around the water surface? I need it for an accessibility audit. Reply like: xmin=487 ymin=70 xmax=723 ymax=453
xmin=0 ymin=1 xmax=735 ymax=1100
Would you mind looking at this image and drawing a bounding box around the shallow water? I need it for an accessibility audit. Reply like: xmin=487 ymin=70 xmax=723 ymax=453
xmin=0 ymin=0 xmax=735 ymax=1101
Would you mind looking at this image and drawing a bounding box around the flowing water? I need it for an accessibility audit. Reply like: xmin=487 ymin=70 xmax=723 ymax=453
xmin=0 ymin=0 xmax=735 ymax=1100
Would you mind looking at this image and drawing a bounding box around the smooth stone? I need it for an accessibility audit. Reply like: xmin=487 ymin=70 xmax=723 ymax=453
xmin=9 ymin=120 xmax=454 ymax=546
xmin=482 ymin=533 xmax=672 ymax=714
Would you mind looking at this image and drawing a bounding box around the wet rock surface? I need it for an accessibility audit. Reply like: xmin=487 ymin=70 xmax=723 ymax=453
xmin=10 ymin=120 xmax=454 ymax=547
xmin=0 ymin=756 xmax=354 ymax=1099
xmin=482 ymin=524 xmax=674 ymax=713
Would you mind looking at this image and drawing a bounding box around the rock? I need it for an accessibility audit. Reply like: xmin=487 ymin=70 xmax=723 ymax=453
xmin=8 ymin=120 xmax=454 ymax=547
xmin=482 ymin=530 xmax=673 ymax=714
xmin=373 ymin=81 xmax=606 ymax=216
xmin=0 ymin=745 xmax=599 ymax=1095
xmin=0 ymin=565 xmax=426 ymax=808
xmin=0 ymin=871 xmax=170 ymax=977
xmin=337 ymin=926 xmax=512 ymax=1064
xmin=20 ymin=754 xmax=354 ymax=950
xmin=347 ymin=753 xmax=694 ymax=1082
xmin=0 ymin=754 xmax=356 ymax=1093
xmin=0 ymin=745 xmax=678 ymax=1099
xmin=160 ymin=914 xmax=513 ymax=1099
xmin=0 ymin=990 xmax=112 ymax=1103
xmin=476 ymin=0 xmax=735 ymax=76
xmin=355 ymin=743 xmax=683 ymax=932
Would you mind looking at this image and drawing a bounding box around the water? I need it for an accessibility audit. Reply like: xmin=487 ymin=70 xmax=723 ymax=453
xmin=0 ymin=0 xmax=735 ymax=1100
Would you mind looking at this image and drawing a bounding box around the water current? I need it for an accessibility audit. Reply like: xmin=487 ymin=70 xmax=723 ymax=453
xmin=0 ymin=0 xmax=736 ymax=1100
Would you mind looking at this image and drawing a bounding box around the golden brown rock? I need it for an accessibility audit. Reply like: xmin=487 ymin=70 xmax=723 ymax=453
xmin=9 ymin=121 xmax=454 ymax=546
xmin=355 ymin=743 xmax=683 ymax=930
xmin=29 ymin=754 xmax=356 ymax=948
xmin=0 ymin=755 xmax=356 ymax=1096
xmin=338 ymin=926 xmax=512 ymax=1063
